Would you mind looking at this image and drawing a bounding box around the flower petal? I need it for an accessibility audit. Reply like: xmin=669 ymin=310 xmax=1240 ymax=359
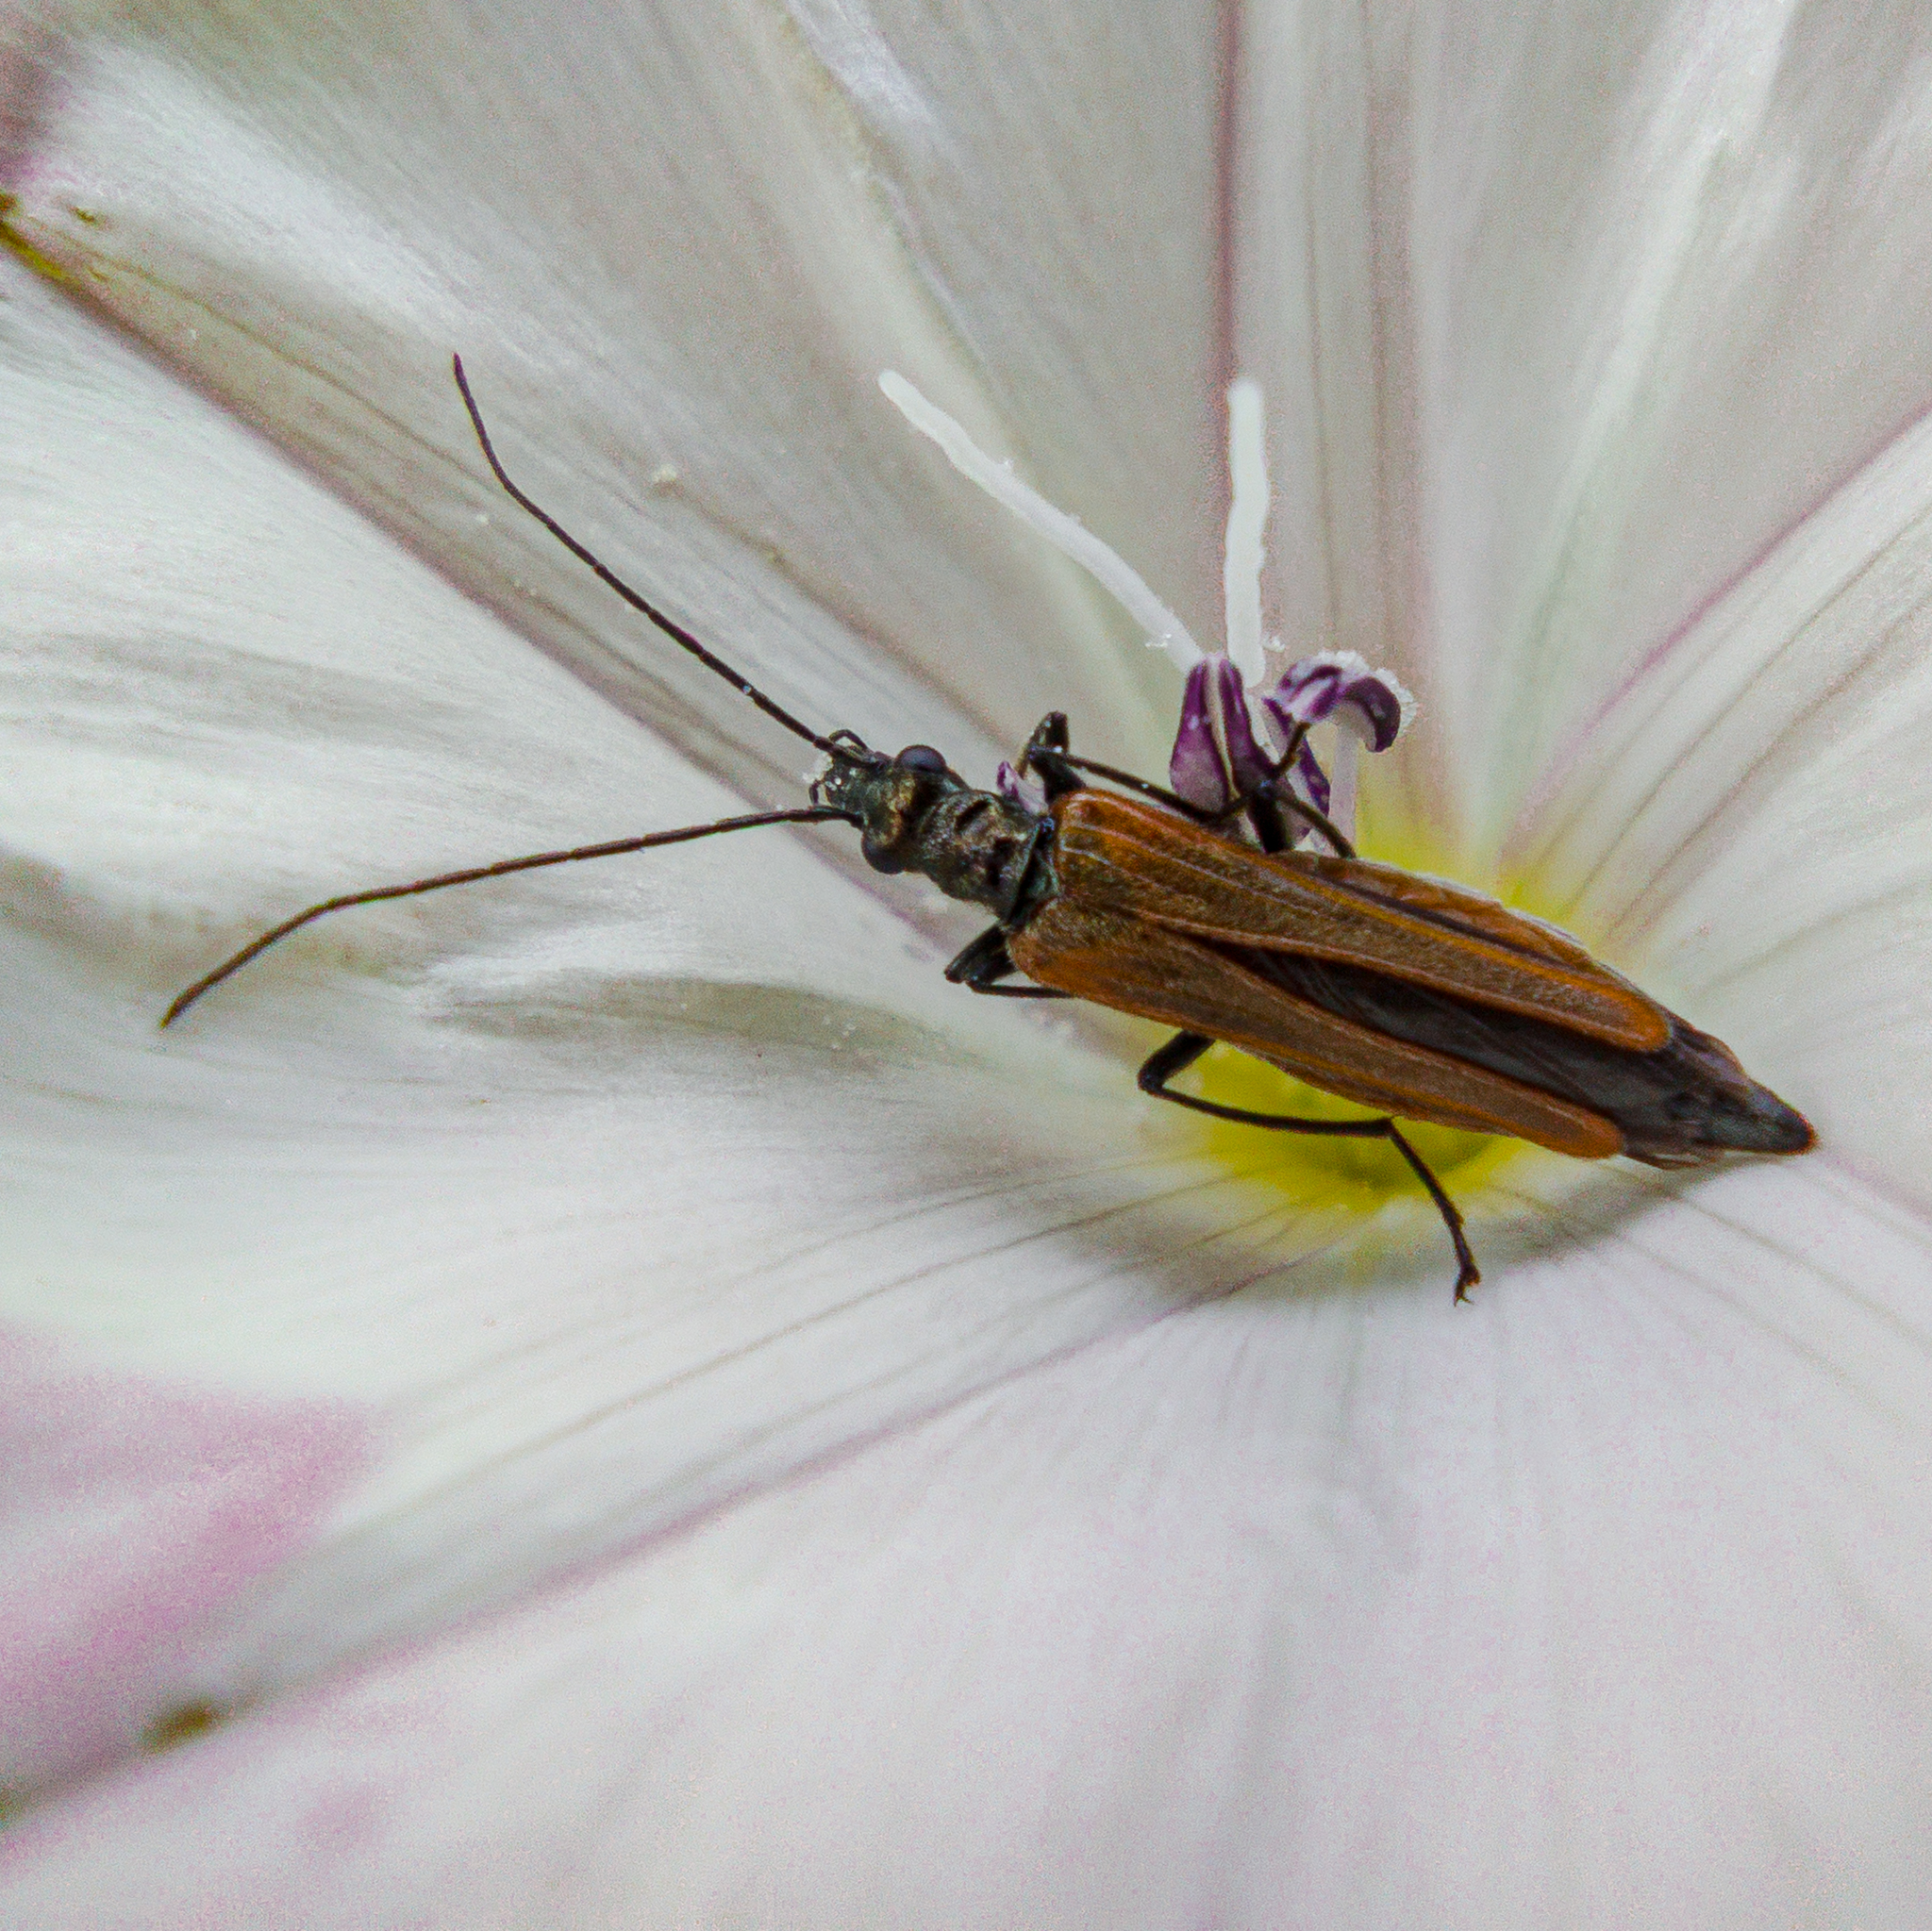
xmin=1238 ymin=0 xmax=1932 ymax=846
xmin=1518 ymin=404 xmax=1932 ymax=1208
xmin=0 ymin=1339 xmax=366 ymax=1799
xmin=4 ymin=0 xmax=1233 ymax=776
xmin=6 ymin=1157 xmax=1930 ymax=1925
xmin=0 ymin=268 xmax=1357 ymax=1783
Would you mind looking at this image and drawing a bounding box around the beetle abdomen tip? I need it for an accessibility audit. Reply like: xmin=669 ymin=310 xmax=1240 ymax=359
xmin=1688 ymin=1087 xmax=1815 ymax=1158
xmin=1620 ymin=1035 xmax=1815 ymax=1166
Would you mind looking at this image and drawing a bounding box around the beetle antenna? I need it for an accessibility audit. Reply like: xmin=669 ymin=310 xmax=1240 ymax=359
xmin=160 ymin=805 xmax=858 ymax=1028
xmin=453 ymin=356 xmax=864 ymax=762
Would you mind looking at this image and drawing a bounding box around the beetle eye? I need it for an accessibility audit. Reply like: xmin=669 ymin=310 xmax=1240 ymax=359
xmin=894 ymin=744 xmax=949 ymax=774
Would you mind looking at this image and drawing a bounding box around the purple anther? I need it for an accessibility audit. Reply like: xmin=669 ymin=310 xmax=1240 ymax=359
xmin=1169 ymin=654 xmax=1291 ymax=814
xmin=1165 ymin=649 xmax=1410 ymax=848
xmin=1258 ymin=651 xmax=1412 ymax=754
xmin=1168 ymin=658 xmax=1238 ymax=812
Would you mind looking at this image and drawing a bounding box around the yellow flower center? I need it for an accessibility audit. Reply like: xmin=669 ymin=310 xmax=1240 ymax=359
xmin=1179 ymin=803 xmax=1572 ymax=1227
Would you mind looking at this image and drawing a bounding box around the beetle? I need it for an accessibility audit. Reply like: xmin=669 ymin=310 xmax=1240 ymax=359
xmin=161 ymin=356 xmax=1815 ymax=1296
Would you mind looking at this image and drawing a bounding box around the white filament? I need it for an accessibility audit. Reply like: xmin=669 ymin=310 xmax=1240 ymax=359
xmin=879 ymin=371 xmax=1203 ymax=669
xmin=1222 ymin=377 xmax=1268 ymax=684
xmin=1326 ymin=730 xmax=1359 ymax=847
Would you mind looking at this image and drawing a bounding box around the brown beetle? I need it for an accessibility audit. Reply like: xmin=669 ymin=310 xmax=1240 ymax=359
xmin=163 ymin=358 xmax=1813 ymax=1296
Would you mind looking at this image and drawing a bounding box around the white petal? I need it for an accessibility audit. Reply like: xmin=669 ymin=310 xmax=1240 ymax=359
xmin=1237 ymin=0 xmax=1932 ymax=848
xmin=0 ymin=270 xmax=1359 ymax=1784
xmin=6 ymin=0 xmax=1233 ymax=774
xmin=0 ymin=1336 xmax=365 ymax=1800
xmin=6 ymin=1159 xmax=1930 ymax=1926
xmin=1519 ymin=403 xmax=1932 ymax=1208
xmin=8 ymin=10 xmax=1926 ymax=1900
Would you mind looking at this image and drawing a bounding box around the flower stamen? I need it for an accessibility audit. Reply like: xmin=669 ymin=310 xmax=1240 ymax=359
xmin=878 ymin=371 xmax=1203 ymax=668
xmin=1222 ymin=376 xmax=1269 ymax=684
xmin=878 ymin=369 xmax=1410 ymax=853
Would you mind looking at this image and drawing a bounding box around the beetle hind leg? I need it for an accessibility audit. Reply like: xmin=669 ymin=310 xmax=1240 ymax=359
xmin=1137 ymin=1032 xmax=1481 ymax=1300
xmin=1380 ymin=1124 xmax=1481 ymax=1300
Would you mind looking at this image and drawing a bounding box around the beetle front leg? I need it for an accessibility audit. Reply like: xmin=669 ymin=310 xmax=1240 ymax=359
xmin=1016 ymin=710 xmax=1068 ymax=771
xmin=1136 ymin=1032 xmax=1480 ymax=1299
xmin=944 ymin=924 xmax=1073 ymax=999
xmin=1016 ymin=711 xmax=1085 ymax=801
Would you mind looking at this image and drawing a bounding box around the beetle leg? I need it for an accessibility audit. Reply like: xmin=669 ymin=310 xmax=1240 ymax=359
xmin=944 ymin=924 xmax=1074 ymax=999
xmin=1058 ymin=754 xmax=1202 ymax=815
xmin=1053 ymin=742 xmax=1357 ymax=859
xmin=1136 ymin=1031 xmax=1481 ymax=1299
xmin=1017 ymin=712 xmax=1085 ymax=802
xmin=1228 ymin=777 xmax=1353 ymax=858
xmin=1253 ymin=780 xmax=1354 ymax=859
xmin=1016 ymin=711 xmax=1070 ymax=773
xmin=1244 ymin=788 xmax=1291 ymax=855
xmin=1203 ymin=723 xmax=1357 ymax=858
xmin=1379 ymin=1124 xmax=1482 ymax=1301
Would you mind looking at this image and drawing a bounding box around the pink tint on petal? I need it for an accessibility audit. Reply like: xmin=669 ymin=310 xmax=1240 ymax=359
xmin=0 ymin=1333 xmax=369 ymax=1797
xmin=0 ymin=22 xmax=55 ymax=183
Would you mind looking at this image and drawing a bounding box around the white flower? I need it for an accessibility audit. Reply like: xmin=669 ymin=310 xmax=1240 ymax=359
xmin=4 ymin=3 xmax=1932 ymax=1924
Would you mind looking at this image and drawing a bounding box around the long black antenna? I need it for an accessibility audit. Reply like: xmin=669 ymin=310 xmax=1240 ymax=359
xmin=160 ymin=807 xmax=856 ymax=1027
xmin=452 ymin=355 xmax=856 ymax=760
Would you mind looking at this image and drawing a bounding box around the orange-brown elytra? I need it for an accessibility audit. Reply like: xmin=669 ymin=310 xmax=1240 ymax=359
xmin=161 ymin=357 xmax=1815 ymax=1296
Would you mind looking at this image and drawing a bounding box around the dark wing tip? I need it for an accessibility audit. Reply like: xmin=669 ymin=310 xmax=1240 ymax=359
xmin=1624 ymin=1081 xmax=1816 ymax=1166
xmin=1695 ymin=1048 xmax=1815 ymax=1157
xmin=1613 ymin=1021 xmax=1816 ymax=1167
xmin=1748 ymin=1095 xmax=1816 ymax=1157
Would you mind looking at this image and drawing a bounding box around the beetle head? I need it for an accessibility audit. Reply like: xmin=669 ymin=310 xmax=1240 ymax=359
xmin=815 ymin=741 xmax=964 ymax=873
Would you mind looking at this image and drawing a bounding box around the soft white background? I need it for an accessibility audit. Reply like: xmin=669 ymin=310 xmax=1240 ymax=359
xmin=2 ymin=2 xmax=1931 ymax=1924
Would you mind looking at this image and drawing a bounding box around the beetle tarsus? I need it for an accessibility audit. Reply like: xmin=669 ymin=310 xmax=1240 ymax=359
xmin=1136 ymin=1030 xmax=1481 ymax=1300
xmin=1017 ymin=712 xmax=1086 ymax=801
